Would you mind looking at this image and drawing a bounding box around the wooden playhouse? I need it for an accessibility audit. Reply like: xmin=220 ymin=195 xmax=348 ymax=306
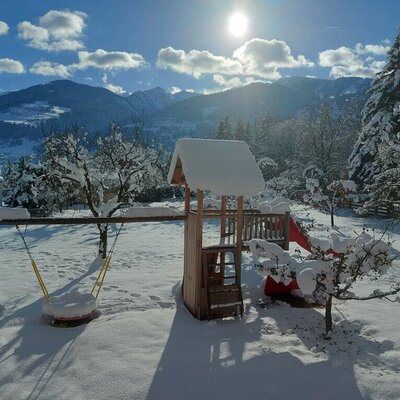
xmin=168 ymin=138 xmax=290 ymax=320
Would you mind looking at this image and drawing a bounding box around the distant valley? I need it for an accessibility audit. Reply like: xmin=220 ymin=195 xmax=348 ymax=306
xmin=0 ymin=76 xmax=371 ymax=157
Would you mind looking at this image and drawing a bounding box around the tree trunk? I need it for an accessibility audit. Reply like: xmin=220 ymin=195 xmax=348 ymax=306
xmin=325 ymin=295 xmax=333 ymax=338
xmin=98 ymin=224 xmax=108 ymax=259
xmin=329 ymin=198 xmax=335 ymax=227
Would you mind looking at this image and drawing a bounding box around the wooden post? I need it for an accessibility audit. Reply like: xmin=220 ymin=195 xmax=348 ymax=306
xmin=283 ymin=211 xmax=290 ymax=251
xmin=220 ymin=195 xmax=227 ymax=237
xmin=236 ymin=196 xmax=244 ymax=282
xmin=184 ymin=185 xmax=191 ymax=213
xmin=220 ymin=195 xmax=227 ymax=284
xmin=196 ymin=190 xmax=204 ymax=317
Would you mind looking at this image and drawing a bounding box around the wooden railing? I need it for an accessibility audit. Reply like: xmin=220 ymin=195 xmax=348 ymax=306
xmin=222 ymin=210 xmax=290 ymax=250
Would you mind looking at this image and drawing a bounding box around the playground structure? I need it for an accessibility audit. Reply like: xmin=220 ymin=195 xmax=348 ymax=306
xmin=0 ymin=138 xmax=309 ymax=321
xmin=168 ymin=139 xmax=290 ymax=320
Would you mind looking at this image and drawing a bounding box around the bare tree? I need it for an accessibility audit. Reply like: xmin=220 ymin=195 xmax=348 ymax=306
xmin=43 ymin=125 xmax=162 ymax=257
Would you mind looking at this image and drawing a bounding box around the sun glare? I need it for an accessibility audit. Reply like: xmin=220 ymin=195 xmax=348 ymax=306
xmin=228 ymin=12 xmax=248 ymax=37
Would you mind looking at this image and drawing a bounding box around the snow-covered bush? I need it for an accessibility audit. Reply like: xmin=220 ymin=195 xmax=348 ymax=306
xmin=43 ymin=125 xmax=163 ymax=257
xmin=258 ymin=157 xmax=279 ymax=181
xmin=247 ymin=230 xmax=398 ymax=338
xmin=303 ymin=165 xmax=357 ymax=226
xmin=264 ymin=172 xmax=302 ymax=200
xmin=1 ymin=157 xmax=51 ymax=210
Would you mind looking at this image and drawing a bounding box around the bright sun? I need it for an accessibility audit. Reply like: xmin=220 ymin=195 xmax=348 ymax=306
xmin=228 ymin=12 xmax=248 ymax=37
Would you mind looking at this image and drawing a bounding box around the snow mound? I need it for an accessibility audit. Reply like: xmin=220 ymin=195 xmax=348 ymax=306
xmin=123 ymin=207 xmax=180 ymax=218
xmin=259 ymin=200 xmax=290 ymax=214
xmin=258 ymin=201 xmax=271 ymax=214
xmin=0 ymin=207 xmax=30 ymax=221
xmin=271 ymin=202 xmax=291 ymax=214
xmin=269 ymin=197 xmax=289 ymax=207
xmin=43 ymin=292 xmax=97 ymax=320
xmin=204 ymin=198 xmax=221 ymax=209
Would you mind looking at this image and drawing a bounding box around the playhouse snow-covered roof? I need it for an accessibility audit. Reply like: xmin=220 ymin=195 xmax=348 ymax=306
xmin=168 ymin=138 xmax=265 ymax=196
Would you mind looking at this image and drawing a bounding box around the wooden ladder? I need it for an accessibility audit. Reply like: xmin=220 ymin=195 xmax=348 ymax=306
xmin=202 ymin=245 xmax=243 ymax=320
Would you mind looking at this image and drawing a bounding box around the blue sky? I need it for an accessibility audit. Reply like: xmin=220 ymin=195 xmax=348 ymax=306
xmin=0 ymin=0 xmax=399 ymax=94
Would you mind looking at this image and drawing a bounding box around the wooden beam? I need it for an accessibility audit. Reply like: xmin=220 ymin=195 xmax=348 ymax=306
xmin=184 ymin=185 xmax=191 ymax=213
xmin=236 ymin=196 xmax=244 ymax=281
xmin=195 ymin=190 xmax=204 ymax=316
xmin=0 ymin=215 xmax=186 ymax=226
xmin=283 ymin=211 xmax=290 ymax=251
xmin=220 ymin=195 xmax=227 ymax=237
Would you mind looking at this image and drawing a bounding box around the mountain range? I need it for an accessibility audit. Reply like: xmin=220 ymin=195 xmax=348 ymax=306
xmin=0 ymin=76 xmax=371 ymax=147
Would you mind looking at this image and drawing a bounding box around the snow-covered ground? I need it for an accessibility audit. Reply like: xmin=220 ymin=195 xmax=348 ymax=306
xmin=0 ymin=202 xmax=399 ymax=400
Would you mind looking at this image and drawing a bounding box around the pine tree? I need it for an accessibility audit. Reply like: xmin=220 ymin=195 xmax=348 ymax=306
xmin=234 ymin=115 xmax=247 ymax=141
xmin=214 ymin=115 xmax=232 ymax=140
xmin=3 ymin=157 xmax=46 ymax=209
xmin=248 ymin=114 xmax=275 ymax=159
xmin=349 ymin=30 xmax=400 ymax=202
xmin=245 ymin=121 xmax=252 ymax=143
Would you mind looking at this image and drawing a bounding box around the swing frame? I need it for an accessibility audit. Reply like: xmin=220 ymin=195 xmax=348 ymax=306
xmin=16 ymin=223 xmax=124 ymax=321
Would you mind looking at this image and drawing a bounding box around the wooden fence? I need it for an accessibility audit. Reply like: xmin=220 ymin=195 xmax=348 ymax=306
xmin=352 ymin=201 xmax=400 ymax=218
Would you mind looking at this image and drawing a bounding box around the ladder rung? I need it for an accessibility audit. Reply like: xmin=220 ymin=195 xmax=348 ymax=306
xmin=206 ymin=263 xmax=236 ymax=268
xmin=208 ymin=275 xmax=237 ymax=281
xmin=210 ymin=302 xmax=242 ymax=309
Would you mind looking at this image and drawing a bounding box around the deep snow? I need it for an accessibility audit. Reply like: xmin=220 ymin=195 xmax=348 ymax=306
xmin=0 ymin=201 xmax=399 ymax=400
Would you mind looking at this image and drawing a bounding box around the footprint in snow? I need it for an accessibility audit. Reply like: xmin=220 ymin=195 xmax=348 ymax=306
xmin=130 ymin=293 xmax=141 ymax=298
xmin=158 ymin=302 xmax=174 ymax=309
xmin=149 ymin=295 xmax=161 ymax=301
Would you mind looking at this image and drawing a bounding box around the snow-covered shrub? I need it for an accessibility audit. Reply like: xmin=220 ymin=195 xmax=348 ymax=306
xmin=264 ymin=172 xmax=302 ymax=200
xmin=303 ymin=165 xmax=357 ymax=226
xmin=307 ymin=230 xmax=396 ymax=337
xmin=2 ymin=158 xmax=46 ymax=210
xmin=247 ymin=230 xmax=398 ymax=338
xmin=204 ymin=197 xmax=221 ymax=209
xmin=258 ymin=157 xmax=279 ymax=181
xmin=2 ymin=157 xmax=79 ymax=215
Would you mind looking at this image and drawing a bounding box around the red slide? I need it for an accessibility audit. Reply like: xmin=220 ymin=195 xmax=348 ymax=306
xmin=264 ymin=217 xmax=310 ymax=296
xmin=264 ymin=217 xmax=340 ymax=295
xmin=289 ymin=218 xmax=312 ymax=252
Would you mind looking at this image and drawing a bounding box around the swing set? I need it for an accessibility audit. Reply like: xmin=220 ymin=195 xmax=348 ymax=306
xmin=16 ymin=223 xmax=124 ymax=322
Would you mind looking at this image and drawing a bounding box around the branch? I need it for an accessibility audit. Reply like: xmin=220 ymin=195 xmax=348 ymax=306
xmin=337 ymin=286 xmax=400 ymax=301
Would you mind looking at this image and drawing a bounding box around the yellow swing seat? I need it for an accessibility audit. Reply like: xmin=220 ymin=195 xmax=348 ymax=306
xmin=16 ymin=224 xmax=123 ymax=322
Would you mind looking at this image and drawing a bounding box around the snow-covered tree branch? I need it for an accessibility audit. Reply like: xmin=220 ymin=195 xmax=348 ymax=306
xmin=43 ymin=125 xmax=163 ymax=257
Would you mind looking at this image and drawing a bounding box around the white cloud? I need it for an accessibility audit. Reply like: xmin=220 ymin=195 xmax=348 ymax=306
xmin=169 ymin=86 xmax=182 ymax=94
xmin=363 ymin=44 xmax=390 ymax=56
xmin=104 ymin=83 xmax=126 ymax=95
xmin=319 ymin=46 xmax=359 ymax=67
xmin=72 ymin=49 xmax=147 ymax=70
xmin=0 ymin=21 xmax=9 ymax=36
xmin=157 ymin=47 xmax=243 ymax=78
xmin=168 ymin=86 xmax=195 ymax=94
xmin=233 ymin=38 xmax=313 ymax=79
xmin=0 ymin=58 xmax=25 ymax=73
xmin=157 ymin=38 xmax=312 ymax=81
xmin=101 ymin=73 xmax=126 ymax=95
xmin=39 ymin=10 xmax=86 ymax=40
xmin=319 ymin=42 xmax=389 ymax=78
xmin=30 ymin=61 xmax=70 ymax=78
xmin=213 ymin=74 xmax=267 ymax=90
xmin=329 ymin=65 xmax=382 ymax=79
xmin=18 ymin=10 xmax=86 ymax=52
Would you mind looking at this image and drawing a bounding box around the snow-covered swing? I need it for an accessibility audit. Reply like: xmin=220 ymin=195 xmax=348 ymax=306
xmin=16 ymin=223 xmax=124 ymax=322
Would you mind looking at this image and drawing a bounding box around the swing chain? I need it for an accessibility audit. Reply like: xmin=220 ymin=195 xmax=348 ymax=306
xmin=91 ymin=223 xmax=124 ymax=300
